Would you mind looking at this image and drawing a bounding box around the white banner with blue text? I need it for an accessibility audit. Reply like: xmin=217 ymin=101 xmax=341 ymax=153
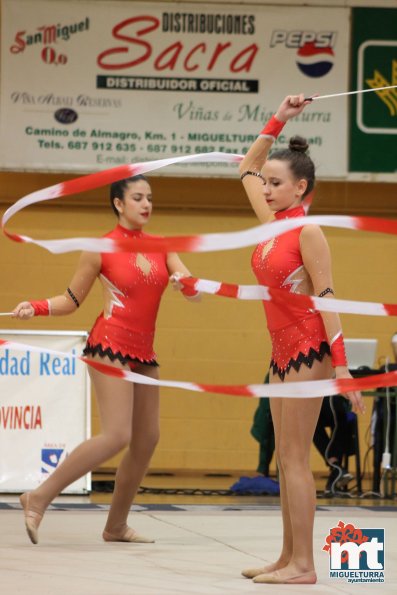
xmin=0 ymin=330 xmax=90 ymax=493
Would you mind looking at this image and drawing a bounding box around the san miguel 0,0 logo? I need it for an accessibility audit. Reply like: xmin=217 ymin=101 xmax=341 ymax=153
xmin=323 ymin=520 xmax=385 ymax=584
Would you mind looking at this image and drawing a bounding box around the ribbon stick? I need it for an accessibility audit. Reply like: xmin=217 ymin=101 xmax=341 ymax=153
xmin=180 ymin=277 xmax=397 ymax=317
xmin=306 ymin=85 xmax=397 ymax=101
xmin=0 ymin=338 xmax=396 ymax=398
xmin=0 ymin=312 xmax=14 ymax=317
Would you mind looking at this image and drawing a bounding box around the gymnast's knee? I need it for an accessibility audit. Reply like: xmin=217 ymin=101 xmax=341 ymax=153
xmin=129 ymin=428 xmax=160 ymax=456
xmin=277 ymin=444 xmax=310 ymax=473
xmin=104 ymin=429 xmax=132 ymax=453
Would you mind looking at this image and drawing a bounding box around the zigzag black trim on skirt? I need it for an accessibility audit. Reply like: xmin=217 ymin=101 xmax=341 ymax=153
xmin=83 ymin=343 xmax=159 ymax=367
xmin=270 ymin=341 xmax=331 ymax=382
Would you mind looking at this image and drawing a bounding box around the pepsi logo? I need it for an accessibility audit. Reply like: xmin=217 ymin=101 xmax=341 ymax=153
xmin=296 ymin=42 xmax=334 ymax=78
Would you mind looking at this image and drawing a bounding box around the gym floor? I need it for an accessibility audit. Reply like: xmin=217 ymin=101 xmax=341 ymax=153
xmin=1 ymin=472 xmax=396 ymax=594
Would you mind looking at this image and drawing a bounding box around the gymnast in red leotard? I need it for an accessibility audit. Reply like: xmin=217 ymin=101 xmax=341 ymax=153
xmin=13 ymin=175 xmax=199 ymax=545
xmin=238 ymin=95 xmax=365 ymax=585
xmin=83 ymin=222 xmax=170 ymax=367
xmin=251 ymin=203 xmax=331 ymax=381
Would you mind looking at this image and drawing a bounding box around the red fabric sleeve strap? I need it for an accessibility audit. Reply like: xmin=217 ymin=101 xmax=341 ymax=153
xmin=330 ymin=332 xmax=347 ymax=367
xmin=30 ymin=300 xmax=50 ymax=316
xmin=260 ymin=114 xmax=286 ymax=140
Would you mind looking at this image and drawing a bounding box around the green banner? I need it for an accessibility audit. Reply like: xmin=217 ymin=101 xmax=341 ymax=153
xmin=350 ymin=8 xmax=397 ymax=174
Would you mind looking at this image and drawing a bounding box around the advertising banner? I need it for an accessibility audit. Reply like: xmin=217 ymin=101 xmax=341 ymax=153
xmin=0 ymin=0 xmax=349 ymax=177
xmin=0 ymin=331 xmax=90 ymax=493
xmin=349 ymin=7 xmax=397 ymax=178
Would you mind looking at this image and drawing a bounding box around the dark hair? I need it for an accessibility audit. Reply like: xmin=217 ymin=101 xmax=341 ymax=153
xmin=110 ymin=175 xmax=149 ymax=216
xmin=268 ymin=135 xmax=315 ymax=198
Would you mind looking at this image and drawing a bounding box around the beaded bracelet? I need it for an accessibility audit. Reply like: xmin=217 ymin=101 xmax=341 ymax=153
xmin=67 ymin=287 xmax=80 ymax=308
xmin=240 ymin=170 xmax=264 ymax=182
xmin=318 ymin=287 xmax=335 ymax=298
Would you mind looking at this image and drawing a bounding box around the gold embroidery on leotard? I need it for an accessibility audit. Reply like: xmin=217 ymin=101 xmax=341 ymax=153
xmin=261 ymin=238 xmax=276 ymax=259
xmin=136 ymin=253 xmax=152 ymax=276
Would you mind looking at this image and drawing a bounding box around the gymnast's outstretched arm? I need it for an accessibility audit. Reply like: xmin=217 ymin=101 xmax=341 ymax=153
xmin=12 ymin=251 xmax=100 ymax=319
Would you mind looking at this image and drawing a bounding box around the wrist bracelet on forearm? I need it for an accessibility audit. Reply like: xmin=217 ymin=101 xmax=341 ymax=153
xmin=30 ymin=299 xmax=50 ymax=316
xmin=330 ymin=332 xmax=348 ymax=367
xmin=259 ymin=114 xmax=286 ymax=140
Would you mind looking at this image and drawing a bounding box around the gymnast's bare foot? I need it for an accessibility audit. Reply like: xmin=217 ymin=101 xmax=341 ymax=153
xmin=19 ymin=492 xmax=45 ymax=545
xmin=103 ymin=524 xmax=154 ymax=543
xmin=241 ymin=558 xmax=290 ymax=579
xmin=253 ymin=563 xmax=317 ymax=584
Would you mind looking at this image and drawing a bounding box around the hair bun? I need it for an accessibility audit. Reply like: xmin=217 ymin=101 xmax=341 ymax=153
xmin=289 ymin=135 xmax=309 ymax=153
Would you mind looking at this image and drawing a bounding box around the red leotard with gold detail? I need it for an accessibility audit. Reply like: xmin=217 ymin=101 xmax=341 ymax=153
xmin=251 ymin=205 xmax=330 ymax=381
xmin=84 ymin=224 xmax=169 ymax=366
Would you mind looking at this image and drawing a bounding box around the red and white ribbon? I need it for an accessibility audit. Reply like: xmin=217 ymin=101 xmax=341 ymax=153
xmin=2 ymin=153 xmax=396 ymax=398
xmin=2 ymin=153 xmax=397 ymax=255
xmin=0 ymin=338 xmax=395 ymax=398
xmin=1 ymin=152 xmax=240 ymax=251
xmin=180 ymin=277 xmax=397 ymax=317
